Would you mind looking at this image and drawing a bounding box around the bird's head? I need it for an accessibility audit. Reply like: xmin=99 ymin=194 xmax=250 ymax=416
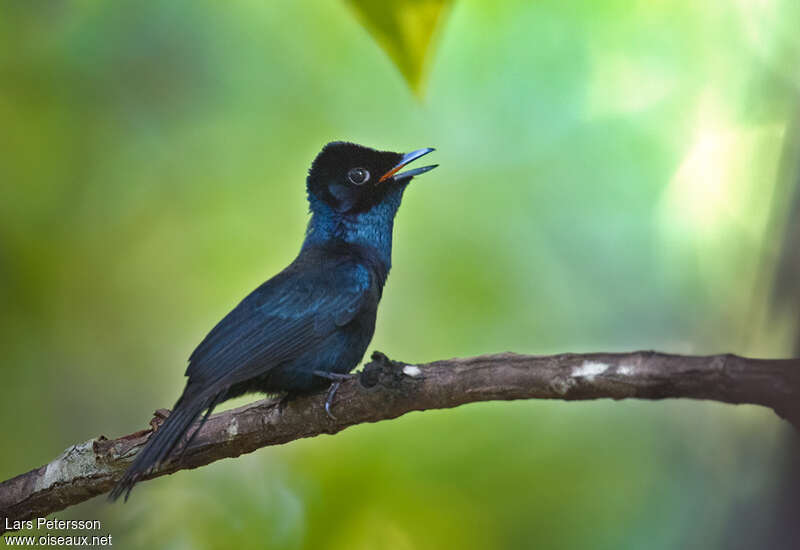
xmin=306 ymin=142 xmax=437 ymax=215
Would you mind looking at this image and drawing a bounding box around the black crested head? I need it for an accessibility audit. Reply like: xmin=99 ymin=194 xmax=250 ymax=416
xmin=307 ymin=141 xmax=436 ymax=215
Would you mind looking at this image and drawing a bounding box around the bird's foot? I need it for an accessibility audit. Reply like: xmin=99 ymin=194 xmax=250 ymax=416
xmin=324 ymin=382 xmax=341 ymax=421
xmin=312 ymin=371 xmax=356 ymax=420
xmin=277 ymin=391 xmax=299 ymax=415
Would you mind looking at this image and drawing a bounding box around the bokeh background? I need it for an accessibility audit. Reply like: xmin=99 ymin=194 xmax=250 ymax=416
xmin=2 ymin=0 xmax=800 ymax=548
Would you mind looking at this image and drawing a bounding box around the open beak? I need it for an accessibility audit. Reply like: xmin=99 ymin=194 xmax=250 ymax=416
xmin=379 ymin=148 xmax=437 ymax=183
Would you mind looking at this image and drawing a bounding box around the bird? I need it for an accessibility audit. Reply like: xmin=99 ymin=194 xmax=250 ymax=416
xmin=109 ymin=141 xmax=437 ymax=501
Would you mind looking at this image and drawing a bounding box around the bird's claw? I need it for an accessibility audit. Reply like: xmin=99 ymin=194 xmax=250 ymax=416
xmin=312 ymin=371 xmax=356 ymax=420
xmin=325 ymin=381 xmax=341 ymax=421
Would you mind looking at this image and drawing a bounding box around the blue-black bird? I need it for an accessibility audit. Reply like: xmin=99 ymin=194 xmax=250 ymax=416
xmin=110 ymin=142 xmax=437 ymax=500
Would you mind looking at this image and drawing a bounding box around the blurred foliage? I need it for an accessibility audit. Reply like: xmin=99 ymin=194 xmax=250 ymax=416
xmin=2 ymin=0 xmax=800 ymax=549
xmin=344 ymin=0 xmax=453 ymax=95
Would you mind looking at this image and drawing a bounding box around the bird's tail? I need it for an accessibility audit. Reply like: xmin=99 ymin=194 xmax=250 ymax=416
xmin=109 ymin=387 xmax=220 ymax=501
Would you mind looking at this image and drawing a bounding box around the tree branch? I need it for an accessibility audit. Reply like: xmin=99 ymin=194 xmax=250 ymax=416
xmin=2 ymin=350 xmax=799 ymax=532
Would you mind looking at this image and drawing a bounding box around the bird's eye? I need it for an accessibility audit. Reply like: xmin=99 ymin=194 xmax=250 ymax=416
xmin=347 ymin=167 xmax=370 ymax=185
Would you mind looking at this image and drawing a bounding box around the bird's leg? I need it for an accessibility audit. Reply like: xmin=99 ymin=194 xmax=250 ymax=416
xmin=276 ymin=391 xmax=299 ymax=415
xmin=313 ymin=371 xmax=356 ymax=420
xmin=313 ymin=371 xmax=356 ymax=382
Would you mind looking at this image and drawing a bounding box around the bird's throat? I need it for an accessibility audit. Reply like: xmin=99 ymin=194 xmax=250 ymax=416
xmin=303 ymin=192 xmax=404 ymax=270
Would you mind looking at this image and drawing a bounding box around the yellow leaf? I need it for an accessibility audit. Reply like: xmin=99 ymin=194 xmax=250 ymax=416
xmin=344 ymin=0 xmax=452 ymax=96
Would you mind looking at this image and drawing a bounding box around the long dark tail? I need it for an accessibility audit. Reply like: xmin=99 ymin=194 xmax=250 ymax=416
xmin=109 ymin=386 xmax=221 ymax=501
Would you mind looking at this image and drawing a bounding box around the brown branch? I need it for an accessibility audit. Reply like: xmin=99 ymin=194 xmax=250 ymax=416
xmin=2 ymin=350 xmax=799 ymax=532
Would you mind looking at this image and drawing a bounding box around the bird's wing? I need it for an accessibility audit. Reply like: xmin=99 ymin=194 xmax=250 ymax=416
xmin=185 ymin=255 xmax=376 ymax=389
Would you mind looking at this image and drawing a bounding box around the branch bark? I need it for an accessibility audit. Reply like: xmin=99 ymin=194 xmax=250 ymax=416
xmin=2 ymin=350 xmax=799 ymax=533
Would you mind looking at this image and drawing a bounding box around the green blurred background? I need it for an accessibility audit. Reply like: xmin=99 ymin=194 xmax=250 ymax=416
xmin=2 ymin=0 xmax=800 ymax=548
